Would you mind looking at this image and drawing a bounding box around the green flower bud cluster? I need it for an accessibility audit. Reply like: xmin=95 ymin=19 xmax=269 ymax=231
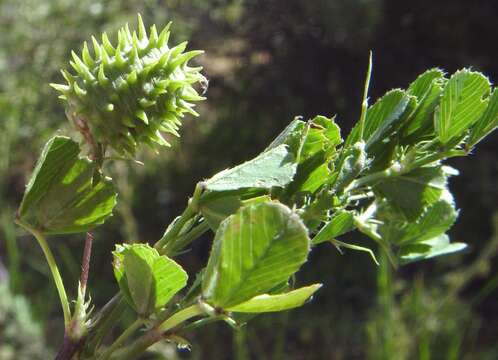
xmin=51 ymin=14 xmax=207 ymax=156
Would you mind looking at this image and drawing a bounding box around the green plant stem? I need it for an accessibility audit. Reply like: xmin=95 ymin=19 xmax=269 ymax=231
xmin=158 ymin=303 xmax=204 ymax=332
xmin=87 ymin=194 xmax=207 ymax=354
xmin=97 ymin=318 xmax=143 ymax=360
xmin=347 ymin=149 xmax=466 ymax=192
xmin=354 ymin=204 xmax=397 ymax=267
xmin=161 ymin=220 xmax=210 ymax=256
xmin=15 ymin=219 xmax=71 ymax=328
xmin=85 ymin=295 xmax=127 ymax=353
xmin=346 ymin=165 xmax=399 ymax=192
xmin=359 ymin=51 xmax=373 ymax=141
xmin=154 ymin=183 xmax=203 ymax=251
xmin=117 ymin=304 xmax=204 ymax=359
xmin=16 ymin=220 xmax=71 ymax=325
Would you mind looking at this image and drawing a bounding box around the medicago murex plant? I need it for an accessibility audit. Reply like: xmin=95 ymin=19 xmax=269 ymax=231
xmin=14 ymin=15 xmax=498 ymax=359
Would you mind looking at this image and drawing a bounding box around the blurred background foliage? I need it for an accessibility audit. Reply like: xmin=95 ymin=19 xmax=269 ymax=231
xmin=0 ymin=0 xmax=497 ymax=359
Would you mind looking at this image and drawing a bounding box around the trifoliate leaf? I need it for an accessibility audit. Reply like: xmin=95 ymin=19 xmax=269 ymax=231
xmin=113 ymin=243 xmax=187 ymax=316
xmin=435 ymin=69 xmax=490 ymax=145
xmin=202 ymin=202 xmax=310 ymax=309
xmin=226 ymin=284 xmax=321 ymax=313
xmin=18 ymin=136 xmax=117 ymax=235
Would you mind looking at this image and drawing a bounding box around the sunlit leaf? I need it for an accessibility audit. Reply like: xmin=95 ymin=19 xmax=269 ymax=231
xmin=266 ymin=117 xmax=307 ymax=155
xmin=226 ymin=284 xmax=321 ymax=313
xmin=345 ymin=89 xmax=411 ymax=148
xmin=301 ymin=115 xmax=341 ymax=160
xmin=399 ymin=234 xmax=467 ymax=263
xmin=312 ymin=210 xmax=355 ymax=245
xmin=403 ymin=70 xmax=446 ymax=142
xmin=435 ymin=69 xmax=490 ymax=145
xmin=113 ymin=243 xmax=188 ymax=316
xmin=467 ymin=88 xmax=498 ymax=148
xmin=202 ymin=144 xmax=297 ymax=192
xmin=331 ymin=142 xmax=366 ymax=192
xmin=407 ymin=68 xmax=445 ymax=99
xmin=202 ymin=201 xmax=310 ymax=309
xmin=18 ymin=136 xmax=117 ymax=235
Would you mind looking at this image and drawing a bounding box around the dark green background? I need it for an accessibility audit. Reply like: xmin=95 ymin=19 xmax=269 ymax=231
xmin=0 ymin=0 xmax=496 ymax=359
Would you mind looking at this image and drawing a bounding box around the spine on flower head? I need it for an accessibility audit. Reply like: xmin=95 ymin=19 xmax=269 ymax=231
xmin=51 ymin=14 xmax=207 ymax=157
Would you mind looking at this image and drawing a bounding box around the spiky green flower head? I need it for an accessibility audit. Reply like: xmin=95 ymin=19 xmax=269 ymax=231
xmin=51 ymin=14 xmax=207 ymax=157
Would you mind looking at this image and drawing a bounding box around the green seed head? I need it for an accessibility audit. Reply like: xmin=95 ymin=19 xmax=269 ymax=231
xmin=51 ymin=14 xmax=207 ymax=156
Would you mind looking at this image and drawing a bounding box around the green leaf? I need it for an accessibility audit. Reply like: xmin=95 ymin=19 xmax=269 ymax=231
xmin=376 ymin=190 xmax=458 ymax=245
xmin=403 ymin=73 xmax=446 ymax=142
xmin=374 ymin=166 xmax=452 ymax=221
xmin=345 ymin=90 xmax=411 ymax=149
xmin=399 ymin=234 xmax=467 ymax=264
xmin=113 ymin=243 xmax=188 ymax=316
xmin=467 ymin=88 xmax=498 ymax=148
xmin=199 ymin=195 xmax=242 ymax=230
xmin=301 ymin=115 xmax=341 ymax=160
xmin=285 ymin=116 xmax=341 ymax=196
xmin=397 ymin=194 xmax=457 ymax=245
xmin=266 ymin=117 xmax=307 ymax=155
xmin=202 ymin=202 xmax=310 ymax=309
xmin=286 ymin=152 xmax=329 ymax=195
xmin=407 ymin=68 xmax=445 ymax=99
xmin=365 ymin=90 xmax=412 ymax=149
xmin=312 ymin=210 xmax=355 ymax=245
xmin=226 ymin=284 xmax=321 ymax=313
xmin=331 ymin=142 xmax=367 ymax=192
xmin=18 ymin=136 xmax=117 ymax=235
xmin=202 ymin=144 xmax=297 ymax=192
xmin=435 ymin=69 xmax=490 ymax=144
xmin=299 ymin=162 xmax=330 ymax=193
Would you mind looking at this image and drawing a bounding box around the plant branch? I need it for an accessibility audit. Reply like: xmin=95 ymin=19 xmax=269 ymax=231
xmin=161 ymin=219 xmax=210 ymax=256
xmin=359 ymin=51 xmax=373 ymax=141
xmin=16 ymin=219 xmax=71 ymax=325
xmin=116 ymin=304 xmax=204 ymax=359
xmin=97 ymin=318 xmax=143 ymax=360
xmin=157 ymin=303 xmax=204 ymax=332
xmin=80 ymin=232 xmax=93 ymax=293
xmin=154 ymin=183 xmax=203 ymax=252
xmin=85 ymin=295 xmax=128 ymax=354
